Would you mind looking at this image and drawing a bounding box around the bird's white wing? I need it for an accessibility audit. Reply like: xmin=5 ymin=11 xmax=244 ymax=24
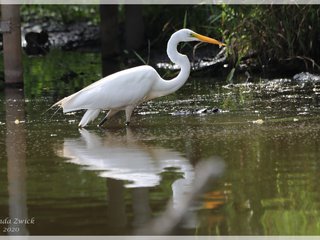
xmin=55 ymin=65 xmax=159 ymax=112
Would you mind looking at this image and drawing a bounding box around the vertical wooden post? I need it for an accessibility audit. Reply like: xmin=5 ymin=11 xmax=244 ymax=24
xmin=1 ymin=5 xmax=23 ymax=86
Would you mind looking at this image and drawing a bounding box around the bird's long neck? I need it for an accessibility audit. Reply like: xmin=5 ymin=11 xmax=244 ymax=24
xmin=152 ymin=35 xmax=191 ymax=98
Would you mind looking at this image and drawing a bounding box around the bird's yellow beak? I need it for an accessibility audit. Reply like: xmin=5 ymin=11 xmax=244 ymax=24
xmin=192 ymin=32 xmax=226 ymax=47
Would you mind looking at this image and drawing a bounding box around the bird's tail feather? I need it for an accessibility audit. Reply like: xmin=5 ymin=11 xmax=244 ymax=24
xmin=79 ymin=109 xmax=100 ymax=128
xmin=42 ymin=98 xmax=64 ymax=119
xmin=51 ymin=95 xmax=76 ymax=113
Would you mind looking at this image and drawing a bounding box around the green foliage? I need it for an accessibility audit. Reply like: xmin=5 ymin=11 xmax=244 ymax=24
xmin=225 ymin=67 xmax=235 ymax=84
xmin=142 ymin=5 xmax=225 ymax=48
xmin=22 ymin=49 xmax=102 ymax=98
xmin=21 ymin=5 xmax=100 ymax=24
xmin=217 ymin=5 xmax=320 ymax=69
xmin=143 ymin=5 xmax=320 ymax=71
xmin=19 ymin=5 xmax=320 ymax=72
xmin=219 ymin=5 xmax=253 ymax=65
xmin=249 ymin=5 xmax=320 ymax=65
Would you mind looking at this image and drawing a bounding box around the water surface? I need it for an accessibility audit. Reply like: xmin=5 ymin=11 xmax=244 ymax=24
xmin=1 ymin=51 xmax=320 ymax=235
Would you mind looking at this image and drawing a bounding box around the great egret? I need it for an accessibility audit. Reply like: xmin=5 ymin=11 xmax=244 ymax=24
xmin=53 ymin=28 xmax=225 ymax=128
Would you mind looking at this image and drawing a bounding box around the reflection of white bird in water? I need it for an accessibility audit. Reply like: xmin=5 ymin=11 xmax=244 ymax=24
xmin=58 ymin=128 xmax=194 ymax=188
xmin=53 ymin=29 xmax=225 ymax=128
xmin=56 ymin=129 xmax=225 ymax=232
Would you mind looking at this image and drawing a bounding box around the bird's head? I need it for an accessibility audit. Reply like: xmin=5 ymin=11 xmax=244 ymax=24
xmin=176 ymin=28 xmax=226 ymax=47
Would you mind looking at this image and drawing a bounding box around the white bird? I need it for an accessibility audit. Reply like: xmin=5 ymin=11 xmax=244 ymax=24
xmin=53 ymin=28 xmax=225 ymax=128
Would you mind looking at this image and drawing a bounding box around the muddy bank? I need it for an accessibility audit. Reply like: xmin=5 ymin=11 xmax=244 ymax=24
xmin=22 ymin=20 xmax=100 ymax=51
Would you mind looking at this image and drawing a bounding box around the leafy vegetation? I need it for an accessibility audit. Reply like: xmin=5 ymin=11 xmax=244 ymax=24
xmin=137 ymin=5 xmax=320 ymax=72
xmin=220 ymin=5 xmax=320 ymax=70
xmin=21 ymin=5 xmax=100 ymax=24
xmin=17 ymin=5 xmax=320 ymax=73
xmin=23 ymin=49 xmax=101 ymax=99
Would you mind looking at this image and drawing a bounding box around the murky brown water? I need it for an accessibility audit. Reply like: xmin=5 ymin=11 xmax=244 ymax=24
xmin=1 ymin=51 xmax=320 ymax=235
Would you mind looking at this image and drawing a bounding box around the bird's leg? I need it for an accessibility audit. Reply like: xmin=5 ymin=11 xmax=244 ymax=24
xmin=125 ymin=106 xmax=135 ymax=126
xmin=97 ymin=109 xmax=119 ymax=127
xmin=98 ymin=115 xmax=108 ymax=127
